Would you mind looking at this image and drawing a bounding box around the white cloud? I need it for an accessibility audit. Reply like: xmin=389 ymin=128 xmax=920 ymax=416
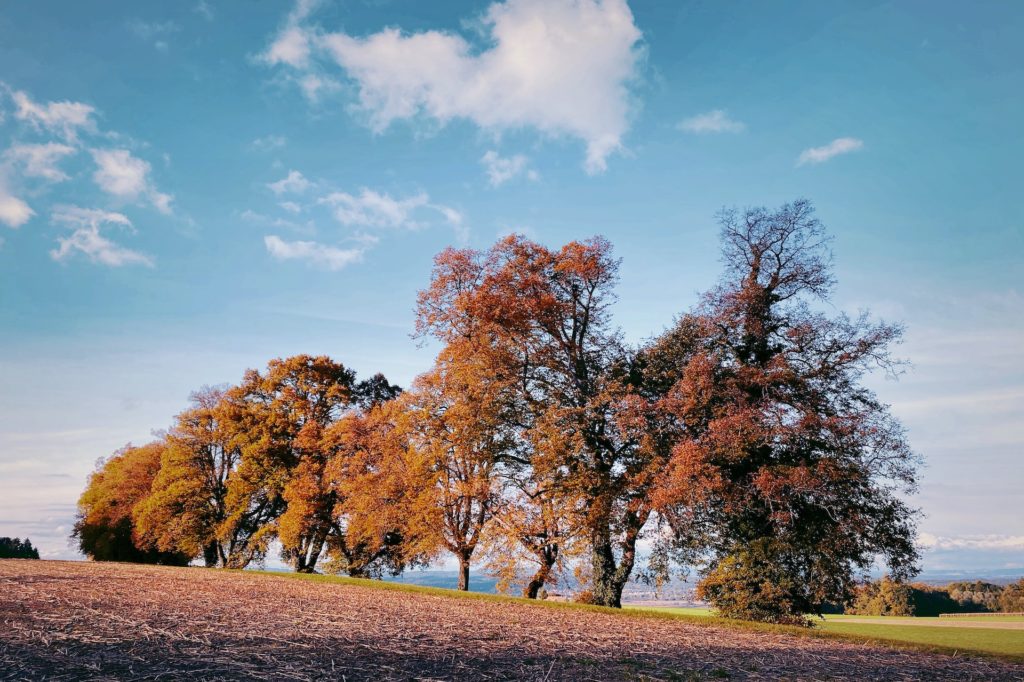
xmin=264 ymin=234 xmax=363 ymax=270
xmin=0 ymin=190 xmax=34 ymax=228
xmin=919 ymin=533 xmax=1024 ymax=552
xmin=319 ymin=188 xmax=427 ymax=229
xmin=262 ymin=0 xmax=321 ymax=68
xmin=268 ymin=0 xmax=642 ymax=173
xmin=267 ymin=169 xmax=312 ymax=195
xmin=677 ymin=109 xmax=745 ymax=134
xmin=266 ymin=26 xmax=314 ymax=68
xmin=90 ymin=148 xmax=173 ymax=214
xmin=11 ymin=91 xmax=96 ymax=142
xmin=5 ymin=142 xmax=77 ymax=181
xmin=279 ymin=201 xmax=302 ymax=214
xmin=50 ymin=206 xmax=153 ymax=267
xmin=252 ymin=135 xmax=287 ymax=151
xmin=480 ymin=150 xmax=537 ymax=187
xmin=797 ymin=137 xmax=864 ymax=166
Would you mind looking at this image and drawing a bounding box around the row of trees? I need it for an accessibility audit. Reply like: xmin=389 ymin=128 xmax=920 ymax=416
xmin=849 ymin=577 xmax=1024 ymax=616
xmin=75 ymin=200 xmax=922 ymax=622
xmin=0 ymin=537 xmax=40 ymax=559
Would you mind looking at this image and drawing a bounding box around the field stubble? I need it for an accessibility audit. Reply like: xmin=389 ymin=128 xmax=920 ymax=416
xmin=1 ymin=560 xmax=1022 ymax=681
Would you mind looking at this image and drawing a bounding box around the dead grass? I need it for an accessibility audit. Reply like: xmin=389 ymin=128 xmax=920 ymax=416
xmin=2 ymin=560 xmax=1022 ymax=681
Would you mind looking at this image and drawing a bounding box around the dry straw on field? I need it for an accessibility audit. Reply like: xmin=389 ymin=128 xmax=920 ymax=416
xmin=2 ymin=561 xmax=1022 ymax=681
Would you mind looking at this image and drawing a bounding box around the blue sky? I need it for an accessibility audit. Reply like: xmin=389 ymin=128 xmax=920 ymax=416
xmin=0 ymin=0 xmax=1021 ymax=572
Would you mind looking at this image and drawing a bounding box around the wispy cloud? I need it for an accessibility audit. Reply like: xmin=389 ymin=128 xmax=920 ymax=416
xmin=91 ymin=148 xmax=173 ymax=214
xmin=50 ymin=206 xmax=153 ymax=267
xmin=677 ymin=109 xmax=745 ymax=134
xmin=480 ymin=151 xmax=538 ymax=187
xmin=919 ymin=533 xmax=1024 ymax=551
xmin=194 ymin=1 xmax=214 ymax=21
xmin=797 ymin=137 xmax=864 ymax=166
xmin=252 ymin=135 xmax=287 ymax=151
xmin=319 ymin=188 xmax=461 ymax=236
xmin=264 ymin=235 xmax=364 ymax=270
xmin=264 ymin=0 xmax=643 ymax=173
xmin=4 ymin=143 xmax=77 ymax=182
xmin=267 ymin=169 xmax=311 ymax=195
xmin=11 ymin=90 xmax=96 ymax=142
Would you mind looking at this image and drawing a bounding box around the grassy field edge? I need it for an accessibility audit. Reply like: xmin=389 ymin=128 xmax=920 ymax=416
xmin=238 ymin=567 xmax=1024 ymax=665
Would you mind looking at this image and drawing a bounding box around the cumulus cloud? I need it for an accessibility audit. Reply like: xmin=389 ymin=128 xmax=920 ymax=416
xmin=264 ymin=234 xmax=363 ymax=270
xmin=50 ymin=206 xmax=153 ymax=267
xmin=267 ymin=170 xmax=312 ymax=195
xmin=4 ymin=143 xmax=77 ymax=181
xmin=480 ymin=150 xmax=538 ymax=187
xmin=91 ymin=148 xmax=173 ymax=213
xmin=797 ymin=137 xmax=864 ymax=166
xmin=919 ymin=533 xmax=1024 ymax=551
xmin=0 ymin=190 xmax=34 ymax=228
xmin=11 ymin=90 xmax=96 ymax=142
xmin=677 ymin=109 xmax=745 ymax=134
xmin=265 ymin=0 xmax=643 ymax=173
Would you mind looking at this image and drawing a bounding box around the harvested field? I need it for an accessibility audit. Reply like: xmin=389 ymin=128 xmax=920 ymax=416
xmin=1 ymin=560 xmax=1022 ymax=681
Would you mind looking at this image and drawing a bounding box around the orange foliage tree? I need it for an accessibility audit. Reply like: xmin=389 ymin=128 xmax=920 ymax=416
xmin=74 ymin=442 xmax=190 ymax=565
xmin=229 ymin=355 xmax=359 ymax=573
xmin=416 ymin=236 xmax=664 ymax=606
xmin=133 ymin=387 xmax=266 ymax=568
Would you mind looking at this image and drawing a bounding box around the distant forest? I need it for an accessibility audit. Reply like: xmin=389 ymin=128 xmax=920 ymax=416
xmin=0 ymin=537 xmax=40 ymax=559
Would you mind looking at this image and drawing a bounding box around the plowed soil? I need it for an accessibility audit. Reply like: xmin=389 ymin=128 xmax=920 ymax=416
xmin=1 ymin=560 xmax=1021 ymax=681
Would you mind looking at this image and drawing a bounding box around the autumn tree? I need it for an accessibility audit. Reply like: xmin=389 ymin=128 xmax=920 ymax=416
xmin=847 ymin=576 xmax=915 ymax=617
xmin=133 ymin=387 xmax=264 ymax=568
xmin=650 ymin=199 xmax=920 ymax=622
xmin=417 ymin=236 xmax=663 ymax=606
xmin=229 ymin=355 xmax=359 ymax=573
xmin=999 ymin=579 xmax=1024 ymax=613
xmin=483 ymin=470 xmax=582 ymax=598
xmin=401 ymin=361 xmax=510 ymax=591
xmin=74 ymin=442 xmax=190 ymax=565
xmin=316 ymin=393 xmax=437 ymax=578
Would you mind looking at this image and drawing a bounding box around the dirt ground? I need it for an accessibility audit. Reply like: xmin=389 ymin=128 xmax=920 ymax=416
xmin=1 ymin=560 xmax=1021 ymax=681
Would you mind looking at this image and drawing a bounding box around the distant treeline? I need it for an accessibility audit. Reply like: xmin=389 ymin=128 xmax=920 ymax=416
xmin=0 ymin=537 xmax=40 ymax=559
xmin=848 ymin=576 xmax=1024 ymax=616
xmin=74 ymin=200 xmax=922 ymax=625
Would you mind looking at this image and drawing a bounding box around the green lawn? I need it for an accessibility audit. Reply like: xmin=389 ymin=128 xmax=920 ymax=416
xmin=818 ymin=620 xmax=1024 ymax=657
xmin=628 ymin=606 xmax=1024 ymax=659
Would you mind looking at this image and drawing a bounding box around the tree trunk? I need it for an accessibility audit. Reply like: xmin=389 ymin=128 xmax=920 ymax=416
xmin=457 ymin=552 xmax=471 ymax=591
xmin=523 ymin=561 xmax=553 ymax=599
xmin=590 ymin=526 xmax=624 ymax=607
xmin=202 ymin=541 xmax=220 ymax=568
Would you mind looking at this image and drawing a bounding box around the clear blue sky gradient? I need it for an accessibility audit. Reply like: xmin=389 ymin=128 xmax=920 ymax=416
xmin=0 ymin=1 xmax=1021 ymax=571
